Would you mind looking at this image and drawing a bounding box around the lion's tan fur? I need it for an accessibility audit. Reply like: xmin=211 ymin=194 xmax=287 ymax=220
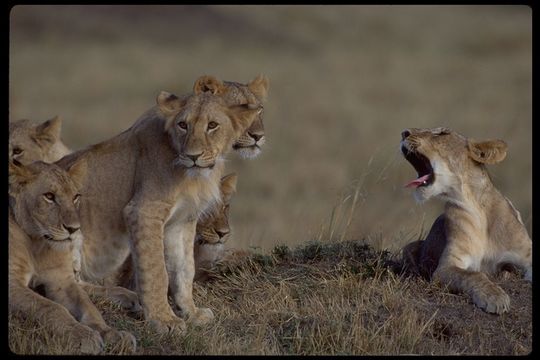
xmin=9 ymin=116 xmax=71 ymax=166
xmin=400 ymin=127 xmax=532 ymax=314
xmin=112 ymin=173 xmax=241 ymax=286
xmin=8 ymin=161 xmax=136 ymax=354
xmin=55 ymin=75 xmax=268 ymax=332
xmin=195 ymin=75 xmax=268 ymax=159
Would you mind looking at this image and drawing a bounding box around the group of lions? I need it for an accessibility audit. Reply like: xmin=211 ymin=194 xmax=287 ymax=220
xmin=9 ymin=74 xmax=532 ymax=354
xmin=9 ymin=75 xmax=269 ymax=353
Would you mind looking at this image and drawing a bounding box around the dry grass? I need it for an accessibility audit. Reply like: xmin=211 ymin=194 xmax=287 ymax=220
xmin=9 ymin=5 xmax=532 ymax=252
xmin=9 ymin=240 xmax=532 ymax=355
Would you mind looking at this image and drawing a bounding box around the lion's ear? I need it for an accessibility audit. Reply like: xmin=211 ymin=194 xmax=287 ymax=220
xmin=34 ymin=115 xmax=62 ymax=144
xmin=9 ymin=162 xmax=36 ymax=195
xmin=193 ymin=75 xmax=226 ymax=95
xmin=248 ymin=74 xmax=269 ymax=102
xmin=467 ymin=139 xmax=507 ymax=164
xmin=66 ymin=159 xmax=87 ymax=189
xmin=157 ymin=91 xmax=185 ymax=118
xmin=220 ymin=173 xmax=237 ymax=203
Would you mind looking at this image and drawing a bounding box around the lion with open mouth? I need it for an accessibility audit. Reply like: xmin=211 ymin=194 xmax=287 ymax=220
xmin=400 ymin=127 xmax=531 ymax=314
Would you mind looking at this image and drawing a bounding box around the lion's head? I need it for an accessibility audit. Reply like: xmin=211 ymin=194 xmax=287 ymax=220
xmin=157 ymin=75 xmax=267 ymax=176
xmin=196 ymin=173 xmax=237 ymax=245
xmin=401 ymin=127 xmax=507 ymax=203
xmin=9 ymin=160 xmax=87 ymax=251
xmin=9 ymin=116 xmax=68 ymax=166
xmin=193 ymin=75 xmax=269 ymax=159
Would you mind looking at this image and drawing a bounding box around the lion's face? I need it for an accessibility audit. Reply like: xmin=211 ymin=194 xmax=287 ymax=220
xmin=196 ymin=76 xmax=269 ymax=159
xmin=9 ymin=117 xmax=63 ymax=166
xmin=233 ymin=112 xmax=265 ymax=159
xmin=158 ymin=75 xmax=267 ymax=176
xmin=196 ymin=173 xmax=237 ymax=245
xmin=9 ymin=161 xmax=86 ymax=252
xmin=401 ymin=127 xmax=507 ymax=202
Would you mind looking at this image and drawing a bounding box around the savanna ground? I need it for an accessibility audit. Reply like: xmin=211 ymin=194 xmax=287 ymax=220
xmin=8 ymin=5 xmax=532 ymax=355
xmin=9 ymin=240 xmax=532 ymax=355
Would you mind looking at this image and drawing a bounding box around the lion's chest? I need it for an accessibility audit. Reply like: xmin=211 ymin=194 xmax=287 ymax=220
xmin=166 ymin=176 xmax=221 ymax=225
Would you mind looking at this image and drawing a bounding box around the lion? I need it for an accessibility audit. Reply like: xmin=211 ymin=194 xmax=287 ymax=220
xmin=9 ymin=116 xmax=71 ymax=166
xmin=8 ymin=160 xmax=136 ymax=354
xmin=400 ymin=127 xmax=532 ymax=314
xmin=56 ymin=75 xmax=268 ymax=333
xmin=193 ymin=172 xmax=238 ymax=281
xmin=9 ymin=115 xmax=143 ymax=312
xmin=194 ymin=76 xmax=269 ymax=159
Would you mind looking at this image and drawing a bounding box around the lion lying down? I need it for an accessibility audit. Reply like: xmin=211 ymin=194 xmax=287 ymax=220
xmin=400 ymin=127 xmax=531 ymax=314
xmin=8 ymin=161 xmax=136 ymax=354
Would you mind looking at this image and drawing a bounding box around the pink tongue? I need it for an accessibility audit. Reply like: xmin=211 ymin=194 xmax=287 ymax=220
xmin=404 ymin=174 xmax=430 ymax=188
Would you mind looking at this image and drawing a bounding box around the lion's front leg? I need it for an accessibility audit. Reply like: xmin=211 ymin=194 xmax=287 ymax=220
xmin=434 ymin=256 xmax=510 ymax=315
xmin=164 ymin=218 xmax=214 ymax=326
xmin=44 ymin=276 xmax=137 ymax=352
xmin=79 ymin=281 xmax=142 ymax=313
xmin=123 ymin=200 xmax=186 ymax=334
xmin=9 ymin=278 xmax=105 ymax=354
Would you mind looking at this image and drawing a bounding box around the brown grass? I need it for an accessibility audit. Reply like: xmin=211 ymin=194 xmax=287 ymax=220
xmin=9 ymin=240 xmax=532 ymax=355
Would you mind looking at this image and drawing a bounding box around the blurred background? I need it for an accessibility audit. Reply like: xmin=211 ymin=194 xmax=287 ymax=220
xmin=9 ymin=5 xmax=532 ymax=252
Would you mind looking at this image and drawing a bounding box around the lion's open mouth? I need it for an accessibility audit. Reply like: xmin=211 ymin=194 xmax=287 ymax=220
xmin=401 ymin=145 xmax=434 ymax=188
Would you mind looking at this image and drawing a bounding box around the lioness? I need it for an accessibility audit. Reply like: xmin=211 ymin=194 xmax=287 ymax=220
xmin=400 ymin=127 xmax=532 ymax=314
xmin=56 ymin=75 xmax=268 ymax=333
xmin=193 ymin=173 xmax=237 ymax=281
xmin=8 ymin=161 xmax=136 ymax=354
xmin=9 ymin=116 xmax=71 ymax=166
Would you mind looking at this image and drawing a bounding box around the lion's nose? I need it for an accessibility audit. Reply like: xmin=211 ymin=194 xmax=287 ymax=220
xmin=186 ymin=153 xmax=202 ymax=162
xmin=401 ymin=129 xmax=411 ymax=140
xmin=248 ymin=132 xmax=263 ymax=142
xmin=63 ymin=224 xmax=80 ymax=234
xmin=215 ymin=229 xmax=229 ymax=239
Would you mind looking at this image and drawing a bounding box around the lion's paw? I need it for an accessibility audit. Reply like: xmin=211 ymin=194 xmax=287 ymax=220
xmin=71 ymin=325 xmax=104 ymax=355
xmin=148 ymin=315 xmax=186 ymax=336
xmin=472 ymin=285 xmax=510 ymax=314
xmin=109 ymin=287 xmax=142 ymax=313
xmin=188 ymin=307 xmax=214 ymax=326
xmin=102 ymin=329 xmax=137 ymax=353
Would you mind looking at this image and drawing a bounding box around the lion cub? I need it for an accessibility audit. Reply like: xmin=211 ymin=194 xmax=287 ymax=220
xmin=8 ymin=161 xmax=136 ymax=354
xmin=193 ymin=173 xmax=252 ymax=281
xmin=400 ymin=127 xmax=531 ymax=314
xmin=9 ymin=116 xmax=71 ymax=166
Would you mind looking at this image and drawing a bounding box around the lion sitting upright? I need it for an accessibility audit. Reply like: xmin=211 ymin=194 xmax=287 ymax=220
xmin=8 ymin=161 xmax=136 ymax=354
xmin=400 ymin=127 xmax=531 ymax=314
xmin=56 ymin=75 xmax=268 ymax=333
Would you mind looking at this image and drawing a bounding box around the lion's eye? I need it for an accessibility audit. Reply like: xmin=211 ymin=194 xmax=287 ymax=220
xmin=13 ymin=148 xmax=23 ymax=155
xmin=207 ymin=121 xmax=218 ymax=130
xmin=44 ymin=192 xmax=55 ymax=202
xmin=73 ymin=194 xmax=81 ymax=204
xmin=177 ymin=121 xmax=188 ymax=130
